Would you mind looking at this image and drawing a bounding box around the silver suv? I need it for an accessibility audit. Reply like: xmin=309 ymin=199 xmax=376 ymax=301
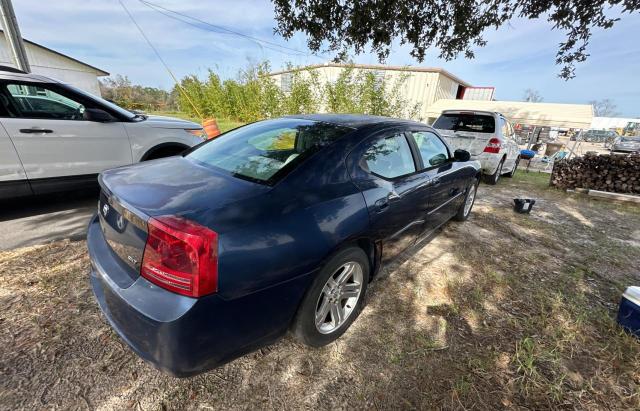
xmin=432 ymin=110 xmax=520 ymax=185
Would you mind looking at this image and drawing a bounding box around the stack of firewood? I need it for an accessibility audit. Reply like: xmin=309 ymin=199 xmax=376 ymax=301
xmin=551 ymin=153 xmax=640 ymax=194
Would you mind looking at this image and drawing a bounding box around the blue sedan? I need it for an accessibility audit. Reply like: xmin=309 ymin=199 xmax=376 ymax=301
xmin=88 ymin=114 xmax=481 ymax=376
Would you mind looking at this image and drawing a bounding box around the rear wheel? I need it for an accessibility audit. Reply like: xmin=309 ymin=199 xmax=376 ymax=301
xmin=504 ymin=156 xmax=520 ymax=178
xmin=454 ymin=179 xmax=479 ymax=221
xmin=483 ymin=158 xmax=504 ymax=185
xmin=292 ymin=247 xmax=369 ymax=347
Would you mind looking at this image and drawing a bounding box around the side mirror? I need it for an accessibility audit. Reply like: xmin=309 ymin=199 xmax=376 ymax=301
xmin=84 ymin=108 xmax=114 ymax=122
xmin=453 ymin=149 xmax=471 ymax=162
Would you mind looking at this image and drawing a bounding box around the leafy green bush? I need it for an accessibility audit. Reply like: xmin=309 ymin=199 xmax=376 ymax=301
xmin=176 ymin=62 xmax=421 ymax=122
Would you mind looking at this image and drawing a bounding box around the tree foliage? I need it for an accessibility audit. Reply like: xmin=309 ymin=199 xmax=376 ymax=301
xmin=523 ymin=88 xmax=544 ymax=103
xmin=99 ymin=75 xmax=176 ymax=111
xmin=176 ymin=62 xmax=421 ymax=122
xmin=272 ymin=0 xmax=639 ymax=79
xmin=589 ymin=99 xmax=619 ymax=117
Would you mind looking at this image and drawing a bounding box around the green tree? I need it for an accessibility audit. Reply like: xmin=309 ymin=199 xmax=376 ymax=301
xmin=272 ymin=0 xmax=639 ymax=79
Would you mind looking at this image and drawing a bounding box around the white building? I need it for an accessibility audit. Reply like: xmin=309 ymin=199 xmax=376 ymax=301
xmin=0 ymin=30 xmax=108 ymax=96
xmin=269 ymin=63 xmax=477 ymax=121
xmin=591 ymin=116 xmax=640 ymax=130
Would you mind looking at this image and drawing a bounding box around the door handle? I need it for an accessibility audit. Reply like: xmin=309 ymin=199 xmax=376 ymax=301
xmin=374 ymin=197 xmax=389 ymax=212
xmin=20 ymin=128 xmax=54 ymax=134
xmin=429 ymin=177 xmax=441 ymax=187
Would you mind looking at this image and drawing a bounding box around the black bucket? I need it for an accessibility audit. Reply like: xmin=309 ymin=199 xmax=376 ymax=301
xmin=514 ymin=198 xmax=536 ymax=214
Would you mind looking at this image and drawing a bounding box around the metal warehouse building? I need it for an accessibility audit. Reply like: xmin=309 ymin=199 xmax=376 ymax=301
xmin=269 ymin=63 xmax=488 ymax=121
xmin=0 ymin=29 xmax=109 ymax=96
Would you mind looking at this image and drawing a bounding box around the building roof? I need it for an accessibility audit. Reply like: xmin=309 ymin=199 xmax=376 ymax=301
xmin=270 ymin=62 xmax=471 ymax=87
xmin=426 ymin=99 xmax=594 ymax=129
xmin=0 ymin=29 xmax=109 ymax=76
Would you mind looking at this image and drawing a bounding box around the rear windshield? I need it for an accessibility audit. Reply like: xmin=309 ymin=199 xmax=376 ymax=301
xmin=433 ymin=113 xmax=496 ymax=133
xmin=186 ymin=118 xmax=352 ymax=184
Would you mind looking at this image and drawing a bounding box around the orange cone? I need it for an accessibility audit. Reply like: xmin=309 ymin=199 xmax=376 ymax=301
xmin=203 ymin=118 xmax=221 ymax=139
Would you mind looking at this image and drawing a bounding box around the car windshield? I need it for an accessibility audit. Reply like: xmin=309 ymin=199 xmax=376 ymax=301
xmin=187 ymin=118 xmax=352 ymax=183
xmin=433 ymin=113 xmax=496 ymax=133
xmin=620 ymin=137 xmax=639 ymax=142
xmin=64 ymin=84 xmax=137 ymax=120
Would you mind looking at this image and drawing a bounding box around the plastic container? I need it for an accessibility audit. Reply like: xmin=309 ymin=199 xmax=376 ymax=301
xmin=618 ymin=286 xmax=640 ymax=337
xmin=520 ymin=149 xmax=536 ymax=160
xmin=203 ymin=118 xmax=221 ymax=139
xmin=513 ymin=199 xmax=536 ymax=214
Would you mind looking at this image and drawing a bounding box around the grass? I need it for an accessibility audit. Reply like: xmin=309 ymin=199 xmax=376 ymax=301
xmin=148 ymin=110 xmax=245 ymax=133
xmin=511 ymin=169 xmax=553 ymax=189
xmin=1 ymin=172 xmax=639 ymax=409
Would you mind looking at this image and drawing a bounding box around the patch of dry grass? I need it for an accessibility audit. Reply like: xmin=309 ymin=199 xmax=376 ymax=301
xmin=1 ymin=173 xmax=639 ymax=410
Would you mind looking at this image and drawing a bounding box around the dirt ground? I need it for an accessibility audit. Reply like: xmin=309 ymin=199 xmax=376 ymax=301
xmin=1 ymin=172 xmax=639 ymax=410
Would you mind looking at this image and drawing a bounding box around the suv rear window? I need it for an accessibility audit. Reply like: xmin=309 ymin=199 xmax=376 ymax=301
xmin=433 ymin=113 xmax=496 ymax=133
xmin=187 ymin=118 xmax=352 ymax=184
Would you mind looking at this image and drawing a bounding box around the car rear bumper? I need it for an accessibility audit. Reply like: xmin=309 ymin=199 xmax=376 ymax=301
xmin=87 ymin=214 xmax=311 ymax=377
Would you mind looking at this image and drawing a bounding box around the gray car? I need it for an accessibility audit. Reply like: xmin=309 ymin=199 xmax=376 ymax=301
xmin=611 ymin=136 xmax=640 ymax=154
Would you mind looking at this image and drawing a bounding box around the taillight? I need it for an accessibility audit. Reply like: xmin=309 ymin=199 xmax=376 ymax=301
xmin=141 ymin=215 xmax=218 ymax=297
xmin=484 ymin=137 xmax=502 ymax=154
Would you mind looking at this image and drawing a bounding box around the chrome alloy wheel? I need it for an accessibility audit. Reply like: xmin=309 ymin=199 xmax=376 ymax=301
xmin=315 ymin=261 xmax=364 ymax=334
xmin=463 ymin=184 xmax=477 ymax=217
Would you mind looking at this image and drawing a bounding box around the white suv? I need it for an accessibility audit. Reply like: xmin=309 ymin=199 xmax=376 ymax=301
xmin=432 ymin=110 xmax=520 ymax=185
xmin=0 ymin=69 xmax=206 ymax=200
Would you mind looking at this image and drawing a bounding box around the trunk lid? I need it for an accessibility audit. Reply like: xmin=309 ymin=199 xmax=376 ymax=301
xmin=97 ymin=190 xmax=148 ymax=286
xmin=98 ymin=156 xmax=272 ymax=284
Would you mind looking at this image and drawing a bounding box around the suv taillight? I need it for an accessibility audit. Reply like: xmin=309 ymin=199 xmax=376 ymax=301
xmin=141 ymin=216 xmax=218 ymax=297
xmin=483 ymin=137 xmax=502 ymax=154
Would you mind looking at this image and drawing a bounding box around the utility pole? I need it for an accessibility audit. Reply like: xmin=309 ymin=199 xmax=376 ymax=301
xmin=0 ymin=0 xmax=30 ymax=73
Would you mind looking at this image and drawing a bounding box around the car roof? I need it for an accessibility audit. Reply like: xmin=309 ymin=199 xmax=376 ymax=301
xmin=284 ymin=113 xmax=427 ymax=129
xmin=0 ymin=69 xmax=60 ymax=84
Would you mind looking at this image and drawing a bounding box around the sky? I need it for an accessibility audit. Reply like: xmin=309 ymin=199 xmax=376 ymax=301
xmin=11 ymin=0 xmax=640 ymax=117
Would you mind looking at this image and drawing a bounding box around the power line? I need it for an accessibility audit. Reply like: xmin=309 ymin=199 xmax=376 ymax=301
xmin=117 ymin=0 xmax=204 ymax=120
xmin=137 ymin=0 xmax=324 ymax=59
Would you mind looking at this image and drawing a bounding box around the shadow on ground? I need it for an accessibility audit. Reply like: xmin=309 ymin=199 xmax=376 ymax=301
xmin=0 ymin=189 xmax=98 ymax=250
xmin=1 ymin=173 xmax=639 ymax=409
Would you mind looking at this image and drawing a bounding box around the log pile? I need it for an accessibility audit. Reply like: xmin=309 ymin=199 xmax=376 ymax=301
xmin=551 ymin=153 xmax=640 ymax=194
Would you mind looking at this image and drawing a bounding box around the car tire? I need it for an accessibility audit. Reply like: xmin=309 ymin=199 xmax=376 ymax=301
xmin=454 ymin=179 xmax=479 ymax=221
xmin=483 ymin=158 xmax=504 ymax=185
xmin=292 ymin=247 xmax=370 ymax=347
xmin=504 ymin=156 xmax=520 ymax=178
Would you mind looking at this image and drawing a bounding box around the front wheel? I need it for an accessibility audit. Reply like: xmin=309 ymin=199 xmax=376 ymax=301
xmin=454 ymin=179 xmax=479 ymax=221
xmin=292 ymin=248 xmax=370 ymax=347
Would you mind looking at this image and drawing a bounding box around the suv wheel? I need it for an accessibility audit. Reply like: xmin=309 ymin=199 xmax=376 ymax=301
xmin=483 ymin=159 xmax=504 ymax=185
xmin=292 ymin=247 xmax=369 ymax=347
xmin=504 ymin=157 xmax=520 ymax=178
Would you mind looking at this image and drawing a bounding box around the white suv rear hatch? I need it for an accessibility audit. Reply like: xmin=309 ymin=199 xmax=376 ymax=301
xmin=432 ymin=112 xmax=496 ymax=156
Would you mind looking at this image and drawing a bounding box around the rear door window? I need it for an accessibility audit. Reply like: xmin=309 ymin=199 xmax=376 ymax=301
xmin=362 ymin=134 xmax=416 ymax=179
xmin=187 ymin=118 xmax=352 ymax=184
xmin=433 ymin=113 xmax=496 ymax=133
